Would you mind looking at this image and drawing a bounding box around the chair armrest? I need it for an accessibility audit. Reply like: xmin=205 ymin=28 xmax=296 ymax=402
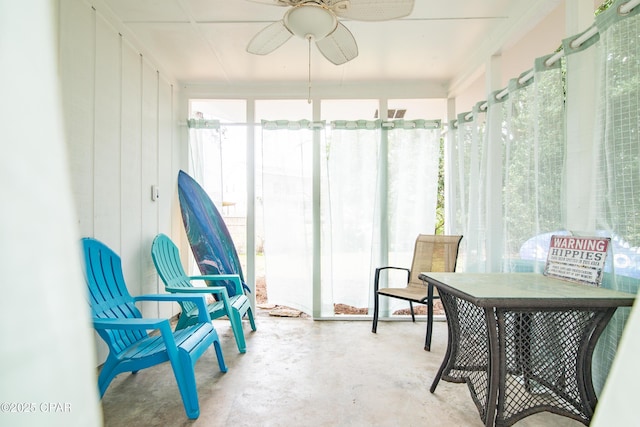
xmin=164 ymin=285 xmax=232 ymax=309
xmin=189 ymin=274 xmax=244 ymax=296
xmin=134 ymin=293 xmax=207 ymax=303
xmin=94 ymin=318 xmax=178 ymax=353
xmin=374 ymin=266 xmax=411 ymax=291
xmin=376 ymin=266 xmax=410 ymax=274
xmin=190 ymin=274 xmax=240 ymax=281
xmin=134 ymin=293 xmax=211 ymax=324
xmin=93 ymin=317 xmax=168 ymax=331
xmin=164 ymin=285 xmax=227 ymax=295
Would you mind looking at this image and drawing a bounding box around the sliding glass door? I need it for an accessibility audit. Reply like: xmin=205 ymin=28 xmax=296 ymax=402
xmin=189 ymin=98 xmax=445 ymax=318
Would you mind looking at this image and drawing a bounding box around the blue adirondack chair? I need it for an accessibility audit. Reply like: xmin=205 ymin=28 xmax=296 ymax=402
xmin=82 ymin=237 xmax=227 ymax=419
xmin=151 ymin=233 xmax=256 ymax=353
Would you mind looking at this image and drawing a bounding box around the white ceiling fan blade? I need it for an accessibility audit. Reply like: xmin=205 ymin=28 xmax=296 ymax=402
xmin=247 ymin=21 xmax=293 ymax=55
xmin=333 ymin=0 xmax=414 ymax=21
xmin=315 ymin=22 xmax=358 ymax=65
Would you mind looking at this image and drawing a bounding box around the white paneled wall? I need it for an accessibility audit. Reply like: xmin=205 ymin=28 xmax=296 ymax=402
xmin=59 ymin=0 xmax=183 ymax=363
xmin=1 ymin=1 xmax=103 ymax=423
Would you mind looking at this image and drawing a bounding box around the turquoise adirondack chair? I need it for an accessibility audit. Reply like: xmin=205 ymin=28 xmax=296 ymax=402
xmin=82 ymin=237 xmax=227 ymax=419
xmin=151 ymin=234 xmax=257 ymax=353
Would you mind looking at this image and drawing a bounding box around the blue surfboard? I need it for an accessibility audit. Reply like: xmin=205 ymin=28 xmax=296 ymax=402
xmin=177 ymin=170 xmax=247 ymax=297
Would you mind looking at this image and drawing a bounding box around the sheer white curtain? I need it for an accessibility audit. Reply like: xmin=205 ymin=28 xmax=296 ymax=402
xmin=483 ymin=91 xmax=508 ymax=272
xmin=446 ymin=122 xmax=462 ymax=235
xmin=451 ymin=54 xmax=565 ymax=275
xmin=259 ymin=120 xmax=315 ymax=314
xmin=386 ymin=120 xmax=442 ymax=246
xmin=468 ymin=103 xmax=488 ymax=272
xmin=448 ymin=106 xmax=486 ymax=272
xmin=591 ymin=3 xmax=640 ymax=395
xmin=564 ymin=28 xmax=602 ymax=233
xmin=320 ymin=119 xmax=442 ymax=317
xmin=463 ymin=104 xmax=487 ymax=272
xmin=523 ymin=55 xmax=566 ymax=270
xmin=359 ymin=120 xmax=442 ymax=316
xmin=502 ymin=76 xmax=537 ymax=266
xmin=593 ymin=5 xmax=640 ymax=284
xmin=187 ymin=119 xmax=223 ymax=205
xmin=501 ymin=60 xmax=565 ymax=274
xmin=381 ymin=120 xmax=442 ymax=315
xmin=320 ymin=121 xmax=380 ymax=316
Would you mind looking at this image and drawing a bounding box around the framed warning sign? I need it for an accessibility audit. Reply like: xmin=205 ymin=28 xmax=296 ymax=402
xmin=544 ymin=235 xmax=610 ymax=286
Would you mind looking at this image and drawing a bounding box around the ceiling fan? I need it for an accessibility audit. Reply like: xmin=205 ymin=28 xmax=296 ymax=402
xmin=246 ymin=0 xmax=415 ymax=65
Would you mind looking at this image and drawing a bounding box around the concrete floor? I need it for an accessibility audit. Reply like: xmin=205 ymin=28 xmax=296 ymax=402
xmin=100 ymin=313 xmax=585 ymax=427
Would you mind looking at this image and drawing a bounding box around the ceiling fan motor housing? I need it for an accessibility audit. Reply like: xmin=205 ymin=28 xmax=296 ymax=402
xmin=284 ymin=2 xmax=338 ymax=40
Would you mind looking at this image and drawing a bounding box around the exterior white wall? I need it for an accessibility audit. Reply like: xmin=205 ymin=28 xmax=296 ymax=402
xmin=1 ymin=2 xmax=103 ymax=424
xmin=58 ymin=0 xmax=184 ymax=363
xmin=499 ymin=5 xmax=566 ymax=88
xmin=453 ymin=3 xmax=566 ymax=115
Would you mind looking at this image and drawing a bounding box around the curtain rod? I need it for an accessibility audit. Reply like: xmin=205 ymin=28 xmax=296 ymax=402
xmin=182 ymin=120 xmax=441 ymax=128
xmin=464 ymin=0 xmax=640 ymax=121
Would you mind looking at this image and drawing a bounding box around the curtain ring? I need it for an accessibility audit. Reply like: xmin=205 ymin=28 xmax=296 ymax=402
xmin=618 ymin=2 xmax=633 ymax=15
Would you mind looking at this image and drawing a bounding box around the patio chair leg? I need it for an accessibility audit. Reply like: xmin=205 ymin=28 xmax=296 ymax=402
xmin=246 ymin=306 xmax=257 ymax=331
xmin=372 ymin=293 xmax=379 ymax=333
xmin=372 ymin=268 xmax=382 ymax=333
xmin=229 ymin=310 xmax=247 ymax=353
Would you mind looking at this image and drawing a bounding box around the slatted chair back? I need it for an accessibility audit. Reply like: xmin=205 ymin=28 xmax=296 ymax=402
xmin=83 ymin=238 xmax=147 ymax=354
xmin=151 ymin=233 xmax=199 ymax=315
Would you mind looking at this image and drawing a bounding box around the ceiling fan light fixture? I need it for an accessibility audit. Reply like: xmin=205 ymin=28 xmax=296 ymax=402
xmin=284 ymin=3 xmax=338 ymax=41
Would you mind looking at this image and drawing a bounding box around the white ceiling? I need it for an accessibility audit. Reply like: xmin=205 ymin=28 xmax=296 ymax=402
xmin=93 ymin=0 xmax=563 ymax=92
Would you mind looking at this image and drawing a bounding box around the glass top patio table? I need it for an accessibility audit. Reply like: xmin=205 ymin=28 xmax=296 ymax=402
xmin=418 ymin=272 xmax=636 ymax=427
xmin=420 ymin=272 xmax=635 ymax=308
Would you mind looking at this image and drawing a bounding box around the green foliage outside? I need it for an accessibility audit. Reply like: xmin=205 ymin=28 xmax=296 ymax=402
xmin=435 ymin=137 xmax=445 ymax=235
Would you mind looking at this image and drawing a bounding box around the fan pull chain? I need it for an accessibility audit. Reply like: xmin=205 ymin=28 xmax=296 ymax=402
xmin=307 ymin=36 xmax=312 ymax=104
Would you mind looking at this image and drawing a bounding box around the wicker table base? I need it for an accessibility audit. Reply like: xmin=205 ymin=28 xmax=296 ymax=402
xmin=432 ymin=292 xmax=614 ymax=426
xmin=420 ymin=273 xmax=635 ymax=427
